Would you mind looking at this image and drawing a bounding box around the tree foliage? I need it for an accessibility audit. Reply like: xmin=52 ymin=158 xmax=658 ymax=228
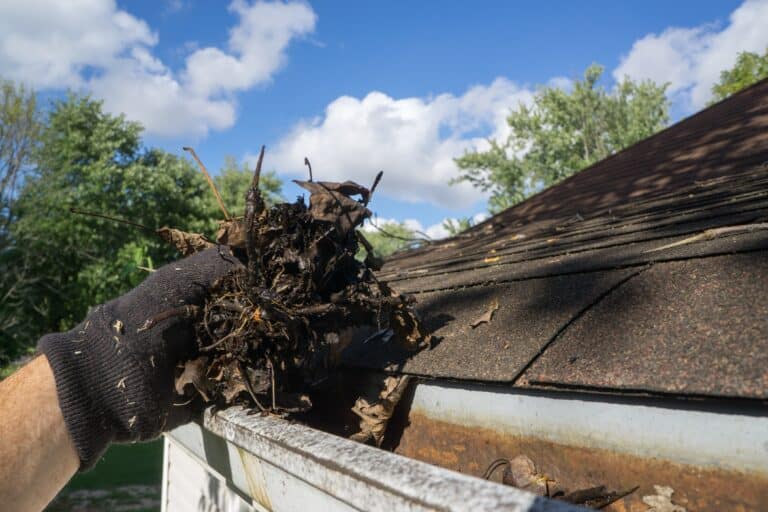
xmin=455 ymin=64 xmax=669 ymax=213
xmin=710 ymin=47 xmax=768 ymax=104
xmin=0 ymin=93 xmax=289 ymax=364
xmin=361 ymin=222 xmax=421 ymax=259
xmin=8 ymin=95 xmax=218 ymax=346
xmin=0 ymin=80 xmax=39 ymax=228
xmin=442 ymin=217 xmax=474 ymax=236
xmin=0 ymin=80 xmax=40 ymax=360
xmin=215 ymin=155 xmax=284 ymax=215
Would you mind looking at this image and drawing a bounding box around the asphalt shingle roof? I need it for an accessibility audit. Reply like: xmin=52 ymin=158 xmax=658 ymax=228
xmin=345 ymin=78 xmax=768 ymax=402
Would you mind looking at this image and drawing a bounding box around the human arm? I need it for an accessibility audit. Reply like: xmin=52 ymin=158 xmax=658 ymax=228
xmin=0 ymin=356 xmax=79 ymax=512
xmin=0 ymin=246 xmax=240 ymax=510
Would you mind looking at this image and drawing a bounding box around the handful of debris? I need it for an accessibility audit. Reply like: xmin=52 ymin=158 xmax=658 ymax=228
xmin=150 ymin=147 xmax=428 ymax=418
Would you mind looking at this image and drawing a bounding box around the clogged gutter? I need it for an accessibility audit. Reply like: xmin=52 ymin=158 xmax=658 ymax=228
xmin=141 ymin=146 xmax=430 ymax=443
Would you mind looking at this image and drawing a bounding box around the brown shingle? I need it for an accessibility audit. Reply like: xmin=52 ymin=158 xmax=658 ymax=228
xmin=347 ymin=78 xmax=768 ymax=400
xmin=524 ymin=253 xmax=768 ymax=399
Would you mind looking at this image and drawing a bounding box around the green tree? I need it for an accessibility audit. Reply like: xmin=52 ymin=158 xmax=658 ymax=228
xmin=442 ymin=217 xmax=474 ymax=236
xmin=214 ymin=155 xmax=284 ymax=215
xmin=5 ymin=94 xmax=216 ymax=355
xmin=455 ymin=64 xmax=669 ymax=213
xmin=710 ymin=47 xmax=768 ymax=104
xmin=0 ymin=79 xmax=39 ymax=227
xmin=0 ymin=80 xmax=40 ymax=363
xmin=361 ymin=222 xmax=421 ymax=258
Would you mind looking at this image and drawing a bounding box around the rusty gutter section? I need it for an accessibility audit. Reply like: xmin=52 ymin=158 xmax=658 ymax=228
xmin=394 ymin=382 xmax=768 ymax=511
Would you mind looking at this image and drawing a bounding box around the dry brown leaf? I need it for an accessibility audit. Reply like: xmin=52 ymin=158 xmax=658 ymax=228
xmin=390 ymin=306 xmax=431 ymax=351
xmin=294 ymin=180 xmax=372 ymax=234
xmin=175 ymin=356 xmax=212 ymax=401
xmin=471 ymin=300 xmax=499 ymax=328
xmin=157 ymin=227 xmax=214 ymax=256
xmin=221 ymin=380 xmax=248 ymax=402
xmin=215 ymin=218 xmax=247 ymax=248
xmin=642 ymin=486 xmax=687 ymax=512
xmin=350 ymin=375 xmax=411 ymax=446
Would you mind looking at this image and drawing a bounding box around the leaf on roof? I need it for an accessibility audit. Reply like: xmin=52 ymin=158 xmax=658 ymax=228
xmin=471 ymin=300 xmax=499 ymax=328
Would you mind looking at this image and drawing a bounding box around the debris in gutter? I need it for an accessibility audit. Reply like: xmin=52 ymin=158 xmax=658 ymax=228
xmin=483 ymin=455 xmax=638 ymax=509
xmin=141 ymin=146 xmax=430 ymax=419
xmin=471 ymin=300 xmax=499 ymax=328
xmin=350 ymin=375 xmax=412 ymax=446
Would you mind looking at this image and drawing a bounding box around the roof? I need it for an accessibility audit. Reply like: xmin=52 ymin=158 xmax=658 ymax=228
xmin=345 ymin=77 xmax=768 ymax=402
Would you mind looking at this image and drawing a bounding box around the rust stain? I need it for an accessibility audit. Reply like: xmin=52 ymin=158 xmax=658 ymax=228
xmin=238 ymin=448 xmax=273 ymax=511
xmin=394 ymin=412 xmax=768 ymax=512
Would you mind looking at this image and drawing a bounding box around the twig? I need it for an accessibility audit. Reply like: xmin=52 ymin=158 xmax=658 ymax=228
xmin=482 ymin=458 xmax=509 ymax=480
xmin=365 ymin=171 xmax=383 ymax=206
xmin=267 ymin=358 xmax=276 ymax=410
xmin=367 ymin=218 xmax=433 ymax=244
xmin=183 ymin=146 xmax=230 ymax=220
xmin=251 ymin=145 xmax=265 ymax=191
xmin=304 ymin=157 xmax=313 ymax=182
xmin=356 ymin=229 xmax=375 ymax=252
xmin=245 ymin=145 xmax=266 ymax=285
xmin=644 ymin=222 xmax=768 ymax=253
xmin=238 ymin=361 xmax=267 ymax=412
xmin=200 ymin=312 xmax=249 ymax=352
xmin=69 ymin=208 xmax=152 ymax=231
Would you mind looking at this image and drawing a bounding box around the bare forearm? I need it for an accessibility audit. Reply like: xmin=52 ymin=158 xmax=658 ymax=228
xmin=0 ymin=356 xmax=79 ymax=511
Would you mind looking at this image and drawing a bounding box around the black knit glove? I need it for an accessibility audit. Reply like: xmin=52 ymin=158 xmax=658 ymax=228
xmin=39 ymin=246 xmax=241 ymax=470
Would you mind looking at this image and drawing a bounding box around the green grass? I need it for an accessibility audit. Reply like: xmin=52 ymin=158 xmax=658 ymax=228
xmin=46 ymin=441 xmax=164 ymax=511
xmin=0 ymin=361 xmax=21 ymax=380
xmin=66 ymin=440 xmax=164 ymax=489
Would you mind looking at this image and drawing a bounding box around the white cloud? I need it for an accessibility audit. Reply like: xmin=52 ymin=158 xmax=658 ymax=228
xmin=0 ymin=0 xmax=155 ymax=89
xmin=182 ymin=0 xmax=316 ymax=97
xmin=613 ymin=0 xmax=768 ymax=110
xmin=0 ymin=0 xmax=316 ymax=137
xmin=268 ymin=79 xmax=533 ymax=209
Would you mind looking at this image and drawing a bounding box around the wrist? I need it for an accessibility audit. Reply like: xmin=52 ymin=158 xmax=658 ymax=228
xmin=38 ymin=306 xmax=156 ymax=470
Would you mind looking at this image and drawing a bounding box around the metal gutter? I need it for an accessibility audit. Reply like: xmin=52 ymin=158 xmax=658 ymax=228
xmin=164 ymin=407 xmax=582 ymax=512
xmin=409 ymin=382 xmax=768 ymax=473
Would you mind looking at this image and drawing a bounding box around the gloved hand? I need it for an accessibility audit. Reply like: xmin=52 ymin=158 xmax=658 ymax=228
xmin=38 ymin=246 xmax=241 ymax=470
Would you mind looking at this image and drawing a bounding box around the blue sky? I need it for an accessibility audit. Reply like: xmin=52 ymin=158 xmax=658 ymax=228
xmin=2 ymin=0 xmax=765 ymax=237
